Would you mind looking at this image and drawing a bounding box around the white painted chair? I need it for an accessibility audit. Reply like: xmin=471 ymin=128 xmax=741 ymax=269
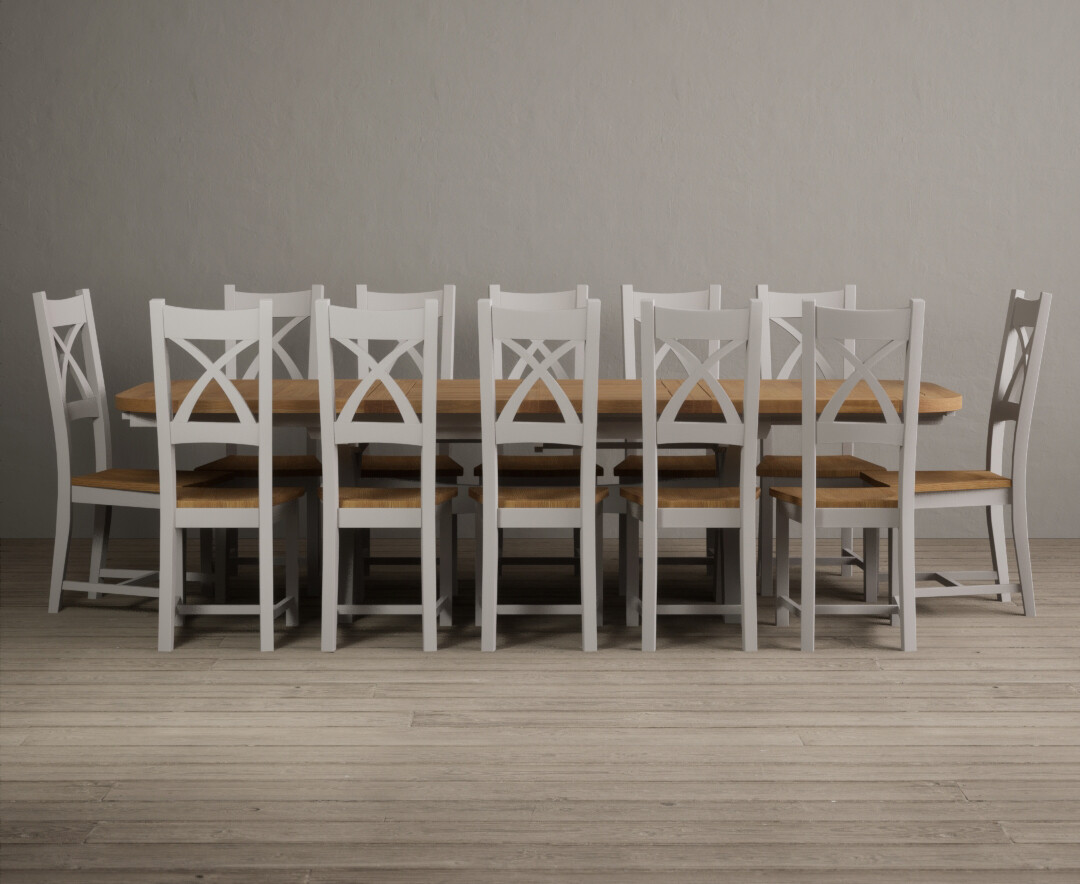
xmin=771 ymin=299 xmax=925 ymax=651
xmin=620 ymin=300 xmax=762 ymax=652
xmin=34 ymin=290 xmax=231 ymax=612
xmin=354 ymin=287 xmax=464 ymax=483
xmin=196 ymin=286 xmax=325 ymax=599
xmin=316 ymin=299 xmax=455 ymax=652
xmin=614 ymin=285 xmax=725 ymax=596
xmin=351 ymin=286 xmax=464 ymax=577
xmin=150 ymin=299 xmax=301 ymax=652
xmin=755 ymin=286 xmax=886 ymax=597
xmin=476 ymin=285 xmax=597 ymax=579
xmin=470 ymin=298 xmax=606 ymax=651
xmin=861 ymin=290 xmax=1051 ymax=617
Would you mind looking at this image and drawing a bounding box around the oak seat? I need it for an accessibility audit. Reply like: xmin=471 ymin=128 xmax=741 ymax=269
xmin=758 ymin=453 xmax=885 ymax=479
xmin=620 ymin=485 xmax=758 ymax=508
xmin=613 ymin=454 xmax=719 ymax=479
xmin=177 ymin=486 xmax=306 ymax=508
xmin=360 ymin=454 xmax=464 ymax=479
xmin=196 ymin=454 xmax=322 ymax=477
xmin=474 ymin=455 xmax=602 ymax=478
xmin=770 ymin=485 xmax=899 ymax=508
xmin=469 ymin=485 xmax=608 ymax=509
xmin=860 ymin=469 xmax=1012 ymax=493
xmin=323 ymin=486 xmax=458 ymax=508
xmin=71 ymin=468 xmax=232 ymax=494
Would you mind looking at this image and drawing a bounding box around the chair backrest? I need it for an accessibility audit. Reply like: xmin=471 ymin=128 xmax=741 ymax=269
xmin=799 ymin=299 xmax=925 ymax=510
xmin=640 ymin=300 xmax=763 ymax=495
xmin=621 ymin=285 xmax=722 ymax=380
xmin=356 ymin=285 xmax=456 ymax=379
xmin=224 ymin=285 xmax=325 ymax=379
xmin=986 ymin=290 xmax=1052 ymax=480
xmin=150 ymin=300 xmax=273 ymax=510
xmin=315 ymin=300 xmax=440 ymax=499
xmin=488 ymin=285 xmax=589 ymax=379
xmin=756 ymin=285 xmax=856 ymax=380
xmin=34 ymin=289 xmax=112 ymax=484
xmin=478 ymin=299 xmax=601 ymax=497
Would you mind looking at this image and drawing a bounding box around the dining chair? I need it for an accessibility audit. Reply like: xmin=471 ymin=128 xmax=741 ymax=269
xmin=316 ymin=299 xmax=455 ymax=652
xmin=351 ymin=286 xmax=464 ymax=583
xmin=755 ymin=285 xmax=885 ymax=598
xmin=771 ymin=299 xmax=925 ymax=651
xmin=150 ymin=299 xmax=301 ymax=652
xmin=34 ymin=290 xmax=231 ymax=613
xmin=196 ymin=286 xmax=325 ymax=600
xmin=475 ymin=285 xmax=598 ymax=581
xmin=621 ymin=300 xmax=762 ymax=652
xmin=860 ymin=290 xmax=1051 ymax=618
xmin=614 ymin=285 xmax=726 ymax=597
xmin=470 ymin=298 xmax=606 ymax=651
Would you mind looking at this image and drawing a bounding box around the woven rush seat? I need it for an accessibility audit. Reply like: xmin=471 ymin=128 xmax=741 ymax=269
xmin=72 ymin=468 xmax=232 ymax=494
xmin=860 ymin=469 xmax=1012 ymax=493
xmin=474 ymin=455 xmax=602 ymax=478
xmin=468 ymin=485 xmax=609 ymax=508
xmin=757 ymin=454 xmax=885 ymax=479
xmin=196 ymin=454 xmax=322 ymax=477
xmin=613 ymin=454 xmax=719 ymax=479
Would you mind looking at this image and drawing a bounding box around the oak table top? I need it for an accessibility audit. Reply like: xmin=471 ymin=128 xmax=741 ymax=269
xmin=115 ymin=378 xmax=962 ymax=418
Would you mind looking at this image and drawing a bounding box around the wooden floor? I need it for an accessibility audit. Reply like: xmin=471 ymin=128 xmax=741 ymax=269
xmin=1 ymin=535 xmax=1078 ymax=882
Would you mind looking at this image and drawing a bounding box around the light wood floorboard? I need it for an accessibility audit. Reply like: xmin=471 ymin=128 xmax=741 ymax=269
xmin=1 ymin=536 xmax=1078 ymax=882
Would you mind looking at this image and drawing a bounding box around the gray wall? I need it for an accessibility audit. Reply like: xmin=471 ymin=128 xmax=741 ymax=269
xmin=2 ymin=0 xmax=1078 ymax=538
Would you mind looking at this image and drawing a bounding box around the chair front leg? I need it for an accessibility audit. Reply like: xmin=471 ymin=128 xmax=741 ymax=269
xmin=258 ymin=515 xmax=275 ymax=653
xmin=594 ymin=505 xmax=604 ymax=629
xmin=284 ymin=504 xmax=299 ymax=628
xmin=480 ymin=505 xmax=499 ymax=652
xmin=800 ymin=514 xmax=816 ymax=653
xmin=320 ymin=508 xmax=339 ymax=652
xmin=863 ymin=528 xmax=879 ymax=603
xmin=759 ymin=483 xmax=774 ymax=598
xmin=580 ymin=509 xmax=598 ymax=653
xmin=1011 ymin=493 xmax=1036 ymax=617
xmin=740 ymin=507 xmax=758 ymax=652
xmin=641 ymin=510 xmax=658 ymax=652
xmin=986 ymin=504 xmax=1012 ymax=604
xmin=421 ymin=510 xmax=438 ymax=653
xmin=88 ymin=504 xmax=112 ymax=598
xmin=158 ymin=525 xmax=181 ymax=652
xmin=774 ymin=510 xmax=790 ymax=628
xmin=48 ymin=490 xmax=72 ymax=613
xmin=625 ymin=509 xmax=640 ymax=628
xmin=438 ymin=504 xmax=454 ymax=627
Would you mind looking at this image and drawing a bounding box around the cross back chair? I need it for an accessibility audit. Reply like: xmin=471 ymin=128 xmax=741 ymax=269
xmin=196 ymin=285 xmax=326 ymax=598
xmin=476 ymin=285 xmax=597 ymax=577
xmin=150 ymin=299 xmax=301 ymax=652
xmin=614 ymin=285 xmax=726 ymax=596
xmin=861 ymin=290 xmax=1051 ymax=616
xmin=353 ymin=285 xmax=464 ymax=483
xmin=756 ymin=285 xmax=884 ymax=597
xmin=316 ymin=299 xmax=455 ymax=652
xmin=771 ymin=299 xmax=925 ymax=651
xmin=34 ymin=290 xmax=230 ymax=613
xmin=470 ymin=299 xmax=606 ymax=651
xmin=621 ymin=300 xmax=763 ymax=652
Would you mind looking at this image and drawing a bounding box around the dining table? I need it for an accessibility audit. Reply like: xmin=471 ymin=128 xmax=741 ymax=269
xmin=115 ymin=377 xmax=963 ymax=610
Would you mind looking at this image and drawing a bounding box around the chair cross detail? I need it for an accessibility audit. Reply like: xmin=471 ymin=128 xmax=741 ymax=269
xmin=335 ymin=335 xmax=421 ymax=426
xmin=819 ymin=337 xmax=906 ymax=426
xmin=51 ymin=323 xmax=95 ymax=403
xmin=659 ymin=337 xmax=744 ymax=430
xmin=238 ymin=315 xmax=306 ymax=380
xmin=172 ymin=337 xmax=258 ymax=427
xmin=498 ymin=338 xmax=580 ymax=430
xmin=772 ymin=316 xmax=839 ymax=379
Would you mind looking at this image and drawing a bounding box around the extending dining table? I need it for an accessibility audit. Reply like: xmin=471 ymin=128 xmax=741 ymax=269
xmin=115 ymin=377 xmax=963 ymax=609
